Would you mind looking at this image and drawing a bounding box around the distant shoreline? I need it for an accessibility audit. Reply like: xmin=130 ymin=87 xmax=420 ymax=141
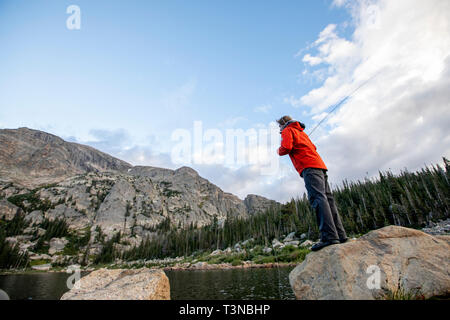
xmin=163 ymin=262 xmax=298 ymax=271
xmin=0 ymin=262 xmax=297 ymax=276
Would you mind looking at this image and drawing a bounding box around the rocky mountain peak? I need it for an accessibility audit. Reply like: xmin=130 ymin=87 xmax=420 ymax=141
xmin=244 ymin=194 xmax=278 ymax=215
xmin=0 ymin=127 xmax=132 ymax=187
xmin=174 ymin=166 xmax=199 ymax=177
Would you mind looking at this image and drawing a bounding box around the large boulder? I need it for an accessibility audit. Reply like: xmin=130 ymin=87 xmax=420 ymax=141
xmin=284 ymin=232 xmax=297 ymax=242
xmin=24 ymin=210 xmax=44 ymax=225
xmin=289 ymin=226 xmax=450 ymax=300
xmin=48 ymin=237 xmax=69 ymax=255
xmin=61 ymin=268 xmax=170 ymax=300
xmin=0 ymin=200 xmax=21 ymax=221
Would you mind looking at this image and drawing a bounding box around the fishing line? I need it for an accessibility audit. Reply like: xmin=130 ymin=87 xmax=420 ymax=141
xmin=272 ymin=211 xmax=283 ymax=299
xmin=308 ymin=72 xmax=380 ymax=137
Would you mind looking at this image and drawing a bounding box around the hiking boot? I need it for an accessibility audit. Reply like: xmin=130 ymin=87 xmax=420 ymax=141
xmin=311 ymin=240 xmax=340 ymax=251
xmin=339 ymin=238 xmax=348 ymax=243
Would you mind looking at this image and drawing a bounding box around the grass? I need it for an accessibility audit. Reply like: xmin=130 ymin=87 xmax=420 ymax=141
xmin=231 ymin=259 xmax=242 ymax=266
xmin=29 ymin=259 xmax=51 ymax=267
xmin=383 ymin=286 xmax=425 ymax=300
xmin=253 ymin=255 xmax=276 ymax=264
xmin=274 ymin=245 xmax=310 ymax=263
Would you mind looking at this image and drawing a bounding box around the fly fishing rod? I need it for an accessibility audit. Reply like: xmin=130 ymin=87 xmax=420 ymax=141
xmin=308 ymin=72 xmax=380 ymax=137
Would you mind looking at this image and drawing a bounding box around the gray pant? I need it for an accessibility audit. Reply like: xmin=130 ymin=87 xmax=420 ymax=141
xmin=302 ymin=168 xmax=347 ymax=242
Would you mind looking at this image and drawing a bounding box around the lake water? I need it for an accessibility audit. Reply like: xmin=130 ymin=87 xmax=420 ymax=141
xmin=0 ymin=267 xmax=296 ymax=300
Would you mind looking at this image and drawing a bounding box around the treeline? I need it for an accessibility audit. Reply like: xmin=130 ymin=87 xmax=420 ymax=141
xmin=117 ymin=158 xmax=450 ymax=262
xmin=0 ymin=215 xmax=89 ymax=269
xmin=332 ymin=159 xmax=449 ymax=234
xmin=0 ymin=213 xmax=29 ymax=269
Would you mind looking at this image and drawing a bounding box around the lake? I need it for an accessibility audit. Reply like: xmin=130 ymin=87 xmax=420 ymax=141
xmin=0 ymin=267 xmax=296 ymax=300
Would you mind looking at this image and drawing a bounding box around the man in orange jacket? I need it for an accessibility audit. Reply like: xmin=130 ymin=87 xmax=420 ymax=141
xmin=277 ymin=115 xmax=347 ymax=251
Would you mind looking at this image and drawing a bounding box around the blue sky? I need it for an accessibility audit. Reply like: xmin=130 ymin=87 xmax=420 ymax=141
xmin=0 ymin=0 xmax=348 ymax=139
xmin=1 ymin=0 xmax=449 ymax=202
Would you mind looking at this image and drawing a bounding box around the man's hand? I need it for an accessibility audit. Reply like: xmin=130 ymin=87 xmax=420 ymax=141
xmin=278 ymin=146 xmax=290 ymax=156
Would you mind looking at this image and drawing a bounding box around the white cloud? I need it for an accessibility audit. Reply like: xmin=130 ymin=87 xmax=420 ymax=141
xmin=194 ymin=161 xmax=305 ymax=202
xmin=283 ymin=96 xmax=303 ymax=108
xmin=66 ymin=128 xmax=177 ymax=170
xmin=161 ymin=78 xmax=197 ymax=111
xmin=293 ymin=0 xmax=450 ymax=186
xmin=315 ymin=24 xmax=338 ymax=45
xmin=302 ymin=54 xmax=323 ymax=66
xmin=332 ymin=0 xmax=348 ymax=8
xmin=253 ymin=104 xmax=272 ymax=113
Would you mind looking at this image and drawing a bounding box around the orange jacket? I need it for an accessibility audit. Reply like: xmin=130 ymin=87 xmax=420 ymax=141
xmin=278 ymin=121 xmax=327 ymax=176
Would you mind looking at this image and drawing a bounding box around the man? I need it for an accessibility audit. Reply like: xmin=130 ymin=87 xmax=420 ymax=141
xmin=277 ymin=115 xmax=347 ymax=251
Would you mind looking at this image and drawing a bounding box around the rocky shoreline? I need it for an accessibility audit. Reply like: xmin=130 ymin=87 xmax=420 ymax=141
xmin=420 ymin=219 xmax=450 ymax=236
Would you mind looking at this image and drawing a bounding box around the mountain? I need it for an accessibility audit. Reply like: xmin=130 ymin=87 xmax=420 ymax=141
xmin=0 ymin=128 xmax=277 ymax=245
xmin=0 ymin=127 xmax=132 ymax=188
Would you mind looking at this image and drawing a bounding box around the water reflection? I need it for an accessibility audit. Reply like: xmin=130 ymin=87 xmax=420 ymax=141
xmin=0 ymin=267 xmax=295 ymax=300
xmin=166 ymin=267 xmax=295 ymax=300
xmin=0 ymin=272 xmax=73 ymax=300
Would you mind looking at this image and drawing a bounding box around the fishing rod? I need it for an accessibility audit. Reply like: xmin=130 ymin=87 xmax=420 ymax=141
xmin=308 ymin=72 xmax=380 ymax=137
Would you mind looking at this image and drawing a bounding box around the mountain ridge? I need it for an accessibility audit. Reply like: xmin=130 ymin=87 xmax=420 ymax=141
xmin=0 ymin=127 xmax=132 ymax=188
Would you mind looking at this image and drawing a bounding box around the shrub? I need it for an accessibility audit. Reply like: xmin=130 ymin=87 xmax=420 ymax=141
xmin=253 ymin=255 xmax=276 ymax=264
xmin=231 ymin=259 xmax=242 ymax=266
xmin=29 ymin=259 xmax=51 ymax=267
xmin=383 ymin=286 xmax=425 ymax=300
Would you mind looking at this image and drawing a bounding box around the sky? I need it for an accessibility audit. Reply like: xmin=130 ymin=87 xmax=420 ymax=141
xmin=1 ymin=0 xmax=449 ymax=202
